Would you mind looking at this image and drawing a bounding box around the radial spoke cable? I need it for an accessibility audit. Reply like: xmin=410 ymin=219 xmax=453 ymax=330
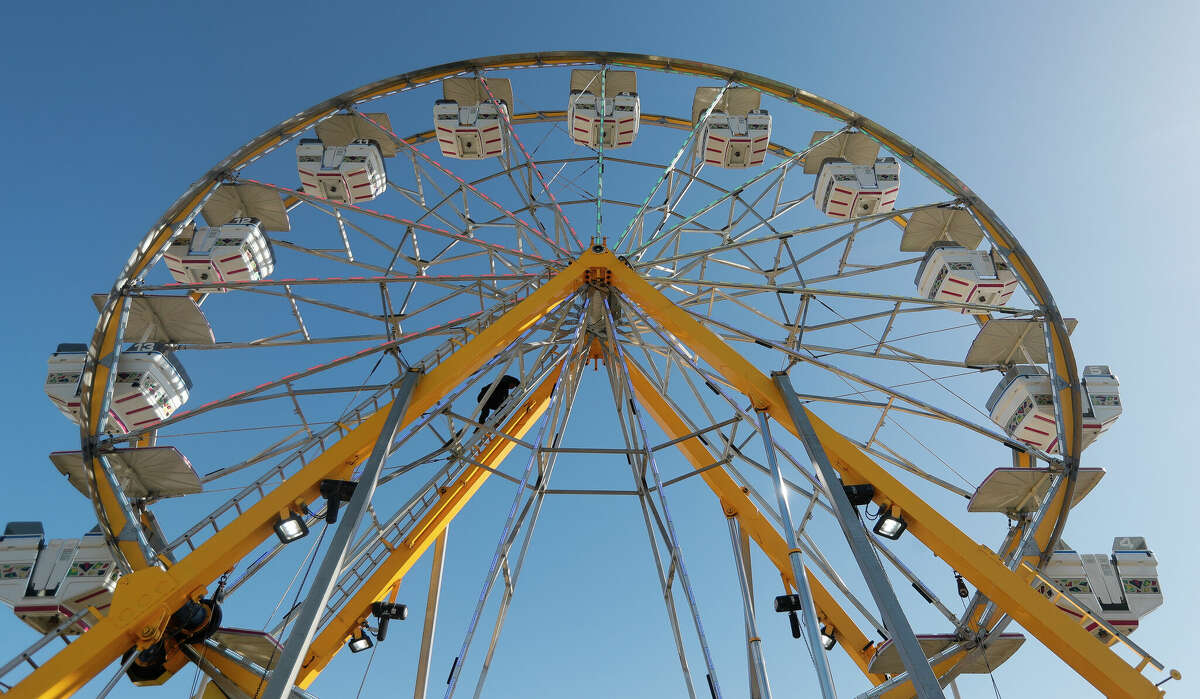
xmin=615 ymin=82 xmax=731 ymax=251
xmin=476 ymin=73 xmax=584 ymax=251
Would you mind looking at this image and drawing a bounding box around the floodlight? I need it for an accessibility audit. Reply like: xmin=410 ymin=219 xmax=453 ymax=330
xmin=872 ymin=507 xmax=907 ymax=540
xmin=347 ymin=633 xmax=373 ymax=653
xmin=820 ymin=625 xmax=836 ymax=651
xmin=273 ymin=513 xmax=309 ymax=544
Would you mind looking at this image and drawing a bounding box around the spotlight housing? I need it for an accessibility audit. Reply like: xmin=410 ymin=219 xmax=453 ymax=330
xmin=347 ymin=632 xmax=373 ymax=653
xmin=774 ymin=594 xmax=804 ymax=639
xmin=773 ymin=594 xmax=802 ymax=613
xmin=319 ymin=479 xmax=357 ymax=524
xmin=872 ymin=506 xmax=907 ymax=540
xmin=273 ymin=512 xmax=309 ymax=544
xmin=842 ymin=483 xmax=875 ymax=507
xmin=371 ymin=601 xmax=408 ymax=641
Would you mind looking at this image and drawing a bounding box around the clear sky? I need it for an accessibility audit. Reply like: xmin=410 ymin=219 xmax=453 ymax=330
xmin=0 ymin=2 xmax=1196 ymax=697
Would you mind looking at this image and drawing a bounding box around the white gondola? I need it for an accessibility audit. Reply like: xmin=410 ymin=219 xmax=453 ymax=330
xmin=914 ymin=242 xmax=1017 ymax=310
xmin=1038 ymin=537 xmax=1162 ymax=642
xmin=45 ymin=342 xmax=192 ymax=434
xmin=296 ymin=138 xmax=387 ymax=203
xmin=813 ymin=157 xmax=900 ymax=219
xmin=162 ymin=217 xmax=275 ymax=292
xmin=0 ymin=522 xmax=119 ymax=634
xmin=567 ymin=69 xmax=639 ymax=149
xmin=693 ymin=87 xmax=771 ymax=169
xmin=433 ymin=78 xmax=513 ymax=160
xmin=986 ymin=364 xmax=1122 ymax=453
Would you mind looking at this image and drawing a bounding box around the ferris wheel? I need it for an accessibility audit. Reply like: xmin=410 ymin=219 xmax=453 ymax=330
xmin=1 ymin=52 xmax=1181 ymax=698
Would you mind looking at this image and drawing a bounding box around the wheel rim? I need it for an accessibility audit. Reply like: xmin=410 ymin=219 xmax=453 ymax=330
xmin=68 ymin=52 xmax=1092 ymax=695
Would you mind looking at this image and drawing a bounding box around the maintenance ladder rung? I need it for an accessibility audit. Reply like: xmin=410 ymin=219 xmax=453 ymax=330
xmin=163 ymin=384 xmax=399 ymax=556
xmin=320 ymin=476 xmax=460 ymax=618
xmin=0 ymin=610 xmax=89 ymax=683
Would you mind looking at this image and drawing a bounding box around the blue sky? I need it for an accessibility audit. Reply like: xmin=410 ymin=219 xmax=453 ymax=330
xmin=0 ymin=2 xmax=1196 ymax=697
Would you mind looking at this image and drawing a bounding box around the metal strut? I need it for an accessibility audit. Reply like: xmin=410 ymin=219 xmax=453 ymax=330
xmin=771 ymin=372 xmax=945 ymax=699
xmin=755 ymin=410 xmax=838 ymax=699
xmin=413 ymin=530 xmax=447 ymax=699
xmin=469 ymin=362 xmax=583 ymax=699
xmin=727 ymin=518 xmax=772 ymax=699
xmin=594 ymin=309 xmax=698 ymax=697
xmin=263 ymin=370 xmax=421 ymax=699
xmin=444 ymin=326 xmax=588 ymax=696
xmin=605 ymin=299 xmax=724 ymax=699
xmin=634 ymin=487 xmax=700 ymax=699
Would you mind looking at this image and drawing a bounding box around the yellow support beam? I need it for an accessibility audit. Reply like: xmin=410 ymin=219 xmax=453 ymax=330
xmin=9 ymin=252 xmax=598 ymax=699
xmin=602 ymin=251 xmax=1162 ymax=699
xmin=625 ymin=360 xmax=886 ymax=685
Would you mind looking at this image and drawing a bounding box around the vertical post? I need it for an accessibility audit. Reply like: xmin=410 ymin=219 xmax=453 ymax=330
xmin=772 ymin=372 xmax=945 ymax=699
xmin=727 ymin=517 xmax=772 ymax=699
xmin=755 ymin=410 xmax=838 ymax=699
xmin=264 ymin=370 xmax=421 ymax=699
xmin=414 ymin=530 xmax=447 ymax=699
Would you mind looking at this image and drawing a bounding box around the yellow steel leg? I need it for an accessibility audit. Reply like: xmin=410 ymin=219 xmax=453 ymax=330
xmin=10 ymin=252 xmax=598 ymax=698
xmin=602 ymin=251 xmax=1162 ymax=699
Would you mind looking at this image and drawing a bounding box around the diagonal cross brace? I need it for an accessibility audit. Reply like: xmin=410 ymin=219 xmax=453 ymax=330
xmin=772 ymin=373 xmax=944 ymax=699
xmin=263 ymin=370 xmax=421 ymax=698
